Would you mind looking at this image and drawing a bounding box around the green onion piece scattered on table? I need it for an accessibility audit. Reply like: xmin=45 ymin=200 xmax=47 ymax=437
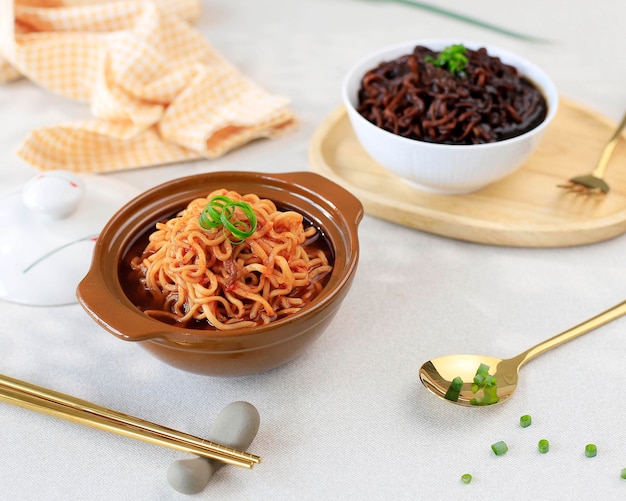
xmin=538 ymin=439 xmax=549 ymax=454
xmin=520 ymin=415 xmax=532 ymax=428
xmin=491 ymin=440 xmax=508 ymax=456
xmin=585 ymin=443 xmax=597 ymax=458
xmin=460 ymin=473 xmax=472 ymax=484
xmin=621 ymin=468 xmax=626 ymax=479
xmin=199 ymin=195 xmax=257 ymax=242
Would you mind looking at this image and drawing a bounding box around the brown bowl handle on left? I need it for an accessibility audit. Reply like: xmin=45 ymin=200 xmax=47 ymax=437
xmin=76 ymin=269 xmax=162 ymax=342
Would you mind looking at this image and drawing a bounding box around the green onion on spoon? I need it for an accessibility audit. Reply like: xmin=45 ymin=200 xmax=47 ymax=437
xmin=419 ymin=299 xmax=626 ymax=407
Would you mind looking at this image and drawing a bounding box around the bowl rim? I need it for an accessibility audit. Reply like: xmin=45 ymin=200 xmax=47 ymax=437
xmin=341 ymin=38 xmax=559 ymax=151
xmin=77 ymin=170 xmax=363 ymax=345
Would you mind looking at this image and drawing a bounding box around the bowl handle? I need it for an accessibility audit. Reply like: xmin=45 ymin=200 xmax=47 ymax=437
xmin=76 ymin=270 xmax=160 ymax=342
xmin=275 ymin=171 xmax=364 ymax=226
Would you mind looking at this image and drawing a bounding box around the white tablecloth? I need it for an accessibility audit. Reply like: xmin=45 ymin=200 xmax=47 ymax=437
xmin=1 ymin=1 xmax=625 ymax=499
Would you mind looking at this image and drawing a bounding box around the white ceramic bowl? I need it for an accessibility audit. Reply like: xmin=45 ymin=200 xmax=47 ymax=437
xmin=342 ymin=39 xmax=559 ymax=194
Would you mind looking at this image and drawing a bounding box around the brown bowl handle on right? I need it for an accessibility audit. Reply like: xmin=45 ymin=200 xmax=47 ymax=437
xmin=275 ymin=171 xmax=364 ymax=228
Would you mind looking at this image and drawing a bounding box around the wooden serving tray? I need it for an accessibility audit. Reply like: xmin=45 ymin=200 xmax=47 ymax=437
xmin=309 ymin=98 xmax=626 ymax=247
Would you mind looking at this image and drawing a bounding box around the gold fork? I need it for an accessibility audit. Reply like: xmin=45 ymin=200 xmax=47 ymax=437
xmin=558 ymin=110 xmax=626 ymax=195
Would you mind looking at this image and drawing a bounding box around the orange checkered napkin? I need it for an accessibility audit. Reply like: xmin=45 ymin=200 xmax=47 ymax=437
xmin=0 ymin=0 xmax=298 ymax=172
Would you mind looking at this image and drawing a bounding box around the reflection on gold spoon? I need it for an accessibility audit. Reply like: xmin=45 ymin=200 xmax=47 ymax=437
xmin=419 ymin=300 xmax=626 ymax=407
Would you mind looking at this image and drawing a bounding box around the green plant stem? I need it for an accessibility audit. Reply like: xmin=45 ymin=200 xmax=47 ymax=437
xmin=364 ymin=0 xmax=551 ymax=43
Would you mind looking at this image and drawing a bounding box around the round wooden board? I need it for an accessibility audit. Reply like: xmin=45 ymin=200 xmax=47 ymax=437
xmin=309 ymin=98 xmax=626 ymax=247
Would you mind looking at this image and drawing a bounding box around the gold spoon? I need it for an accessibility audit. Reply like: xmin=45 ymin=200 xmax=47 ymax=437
xmin=419 ymin=299 xmax=626 ymax=407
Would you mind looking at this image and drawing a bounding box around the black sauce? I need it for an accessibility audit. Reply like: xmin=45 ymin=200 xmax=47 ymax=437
xmin=356 ymin=45 xmax=548 ymax=145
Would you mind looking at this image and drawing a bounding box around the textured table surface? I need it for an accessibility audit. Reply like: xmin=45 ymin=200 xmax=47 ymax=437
xmin=1 ymin=1 xmax=625 ymax=499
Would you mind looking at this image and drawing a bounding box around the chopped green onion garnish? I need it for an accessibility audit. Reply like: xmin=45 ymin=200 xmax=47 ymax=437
xmin=585 ymin=443 xmax=597 ymax=458
xmin=476 ymin=363 xmax=490 ymax=377
xmin=199 ymin=195 xmax=230 ymax=228
xmin=460 ymin=473 xmax=472 ymax=484
xmin=444 ymin=376 xmax=463 ymax=402
xmin=424 ymin=44 xmax=468 ymax=76
xmin=469 ymin=363 xmax=498 ymax=405
xmin=199 ymin=195 xmax=257 ymax=242
xmin=621 ymin=468 xmax=626 ymax=479
xmin=473 ymin=373 xmax=485 ymax=386
xmin=538 ymin=439 xmax=549 ymax=454
xmin=482 ymin=385 xmax=499 ymax=405
xmin=520 ymin=415 xmax=532 ymax=428
xmin=450 ymin=376 xmax=463 ymax=388
xmin=491 ymin=440 xmax=508 ymax=456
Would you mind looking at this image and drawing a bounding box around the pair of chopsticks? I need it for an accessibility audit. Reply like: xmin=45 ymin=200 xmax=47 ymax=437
xmin=0 ymin=373 xmax=260 ymax=469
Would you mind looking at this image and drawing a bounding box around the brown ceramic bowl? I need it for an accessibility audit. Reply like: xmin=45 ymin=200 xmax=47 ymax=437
xmin=77 ymin=171 xmax=363 ymax=376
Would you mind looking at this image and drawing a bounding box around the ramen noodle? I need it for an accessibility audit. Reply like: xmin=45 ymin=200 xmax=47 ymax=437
xmin=128 ymin=189 xmax=333 ymax=330
xmin=356 ymin=45 xmax=547 ymax=145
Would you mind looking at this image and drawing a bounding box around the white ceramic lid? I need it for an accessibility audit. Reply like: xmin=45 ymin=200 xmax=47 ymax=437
xmin=0 ymin=171 xmax=139 ymax=306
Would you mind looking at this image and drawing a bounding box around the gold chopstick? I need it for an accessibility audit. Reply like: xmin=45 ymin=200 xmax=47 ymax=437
xmin=0 ymin=374 xmax=260 ymax=468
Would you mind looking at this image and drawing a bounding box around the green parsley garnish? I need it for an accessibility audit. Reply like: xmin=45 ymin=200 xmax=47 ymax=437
xmin=425 ymin=44 xmax=468 ymax=76
xmin=199 ymin=195 xmax=257 ymax=242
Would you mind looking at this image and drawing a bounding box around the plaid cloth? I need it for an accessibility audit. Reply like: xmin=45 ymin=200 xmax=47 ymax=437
xmin=0 ymin=0 xmax=297 ymax=172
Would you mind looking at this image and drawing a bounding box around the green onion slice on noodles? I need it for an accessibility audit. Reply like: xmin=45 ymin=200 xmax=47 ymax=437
xmin=199 ymin=195 xmax=258 ymax=242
